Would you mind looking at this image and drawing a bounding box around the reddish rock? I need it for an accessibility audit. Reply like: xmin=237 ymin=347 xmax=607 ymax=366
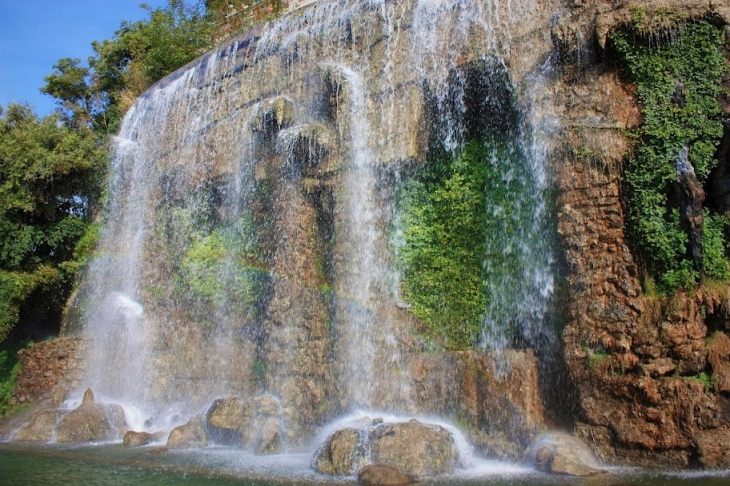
xmin=358 ymin=464 xmax=414 ymax=485
xmin=12 ymin=338 xmax=86 ymax=407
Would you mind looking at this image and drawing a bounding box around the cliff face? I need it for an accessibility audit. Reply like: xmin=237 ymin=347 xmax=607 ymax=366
xmin=552 ymin=0 xmax=730 ymax=468
xmin=54 ymin=0 xmax=730 ymax=466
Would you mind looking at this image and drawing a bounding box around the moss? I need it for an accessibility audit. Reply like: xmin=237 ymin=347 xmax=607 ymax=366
xmin=611 ymin=21 xmax=728 ymax=292
xmin=586 ymin=350 xmax=612 ymax=370
xmin=682 ymin=370 xmax=713 ymax=392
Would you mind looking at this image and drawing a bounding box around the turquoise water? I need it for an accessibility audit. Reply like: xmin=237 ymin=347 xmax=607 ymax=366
xmin=2 ymin=444 xmax=730 ymax=485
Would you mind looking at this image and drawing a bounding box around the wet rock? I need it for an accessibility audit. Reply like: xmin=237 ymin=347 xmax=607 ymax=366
xmin=255 ymin=418 xmax=282 ymax=455
xmin=369 ymin=420 xmax=456 ymax=476
xmin=407 ymin=349 xmax=546 ymax=460
xmin=167 ymin=417 xmax=207 ymax=449
xmin=358 ymin=464 xmax=414 ymax=485
xmin=12 ymin=410 xmax=64 ymax=443
xmin=123 ymin=430 xmax=165 ymax=447
xmin=204 ymin=395 xmax=282 ymax=452
xmin=527 ymin=434 xmax=607 ymax=477
xmin=314 ymin=419 xmax=457 ymax=477
xmin=205 ymin=396 xmax=253 ymax=444
xmin=314 ymin=428 xmax=366 ymax=475
xmin=707 ymin=331 xmax=730 ymax=392
xmin=54 ymin=390 xmax=126 ymax=444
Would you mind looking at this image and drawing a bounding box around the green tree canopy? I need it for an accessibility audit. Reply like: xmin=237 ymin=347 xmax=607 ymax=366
xmin=0 ymin=103 xmax=105 ymax=344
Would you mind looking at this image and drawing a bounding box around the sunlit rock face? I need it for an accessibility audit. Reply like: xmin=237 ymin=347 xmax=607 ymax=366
xmin=57 ymin=0 xmax=730 ymax=469
xmin=67 ymin=0 xmax=559 ymax=451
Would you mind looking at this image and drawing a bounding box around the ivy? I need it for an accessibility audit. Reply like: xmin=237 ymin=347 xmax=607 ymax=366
xmin=611 ymin=21 xmax=727 ymax=291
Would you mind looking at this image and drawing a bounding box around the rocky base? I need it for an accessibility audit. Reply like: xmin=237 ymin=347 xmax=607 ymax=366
xmin=204 ymin=395 xmax=283 ymax=454
xmin=11 ymin=388 xmax=125 ymax=443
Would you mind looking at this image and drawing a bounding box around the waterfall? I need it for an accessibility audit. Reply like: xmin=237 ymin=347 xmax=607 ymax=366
xmin=76 ymin=0 xmax=559 ymax=444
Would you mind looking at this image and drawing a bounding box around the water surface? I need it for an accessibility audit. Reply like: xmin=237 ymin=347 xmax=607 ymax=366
xmin=3 ymin=444 xmax=730 ymax=486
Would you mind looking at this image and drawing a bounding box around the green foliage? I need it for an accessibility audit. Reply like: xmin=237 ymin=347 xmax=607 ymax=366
xmin=42 ymin=1 xmax=217 ymax=133
xmin=0 ymin=105 xmax=106 ymax=344
xmin=395 ymin=137 xmax=534 ymax=350
xmin=611 ymin=21 xmax=727 ymax=291
xmin=703 ymin=211 xmax=729 ymax=281
xmin=178 ymin=218 xmax=267 ymax=321
xmin=0 ymin=341 xmax=31 ymax=418
xmin=0 ymin=349 xmax=21 ymax=417
xmin=587 ymin=351 xmax=611 ymax=370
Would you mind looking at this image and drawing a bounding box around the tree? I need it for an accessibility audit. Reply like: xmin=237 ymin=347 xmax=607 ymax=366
xmin=0 ymin=103 xmax=105 ymax=344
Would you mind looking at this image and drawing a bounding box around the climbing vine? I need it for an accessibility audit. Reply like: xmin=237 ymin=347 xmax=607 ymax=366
xmin=611 ymin=21 xmax=728 ymax=291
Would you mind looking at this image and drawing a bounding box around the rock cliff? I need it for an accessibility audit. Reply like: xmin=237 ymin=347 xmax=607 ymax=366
xmin=552 ymin=0 xmax=730 ymax=468
xmin=6 ymin=0 xmax=727 ymax=470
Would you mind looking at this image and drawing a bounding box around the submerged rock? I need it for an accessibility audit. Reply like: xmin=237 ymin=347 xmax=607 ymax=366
xmin=167 ymin=416 xmax=207 ymax=449
xmin=526 ymin=434 xmax=607 ymax=477
xmin=314 ymin=419 xmax=457 ymax=477
xmin=358 ymin=464 xmax=414 ymax=485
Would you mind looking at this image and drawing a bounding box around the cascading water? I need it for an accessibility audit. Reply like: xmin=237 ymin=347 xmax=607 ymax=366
xmin=73 ymin=0 xmax=561 ymax=467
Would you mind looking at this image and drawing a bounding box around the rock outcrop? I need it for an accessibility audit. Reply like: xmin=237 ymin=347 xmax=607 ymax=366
xmin=553 ymin=0 xmax=730 ymax=469
xmin=54 ymin=389 xmax=126 ymax=443
xmin=313 ymin=427 xmax=366 ymax=475
xmin=123 ymin=430 xmax=165 ymax=447
xmin=11 ymin=337 xmax=86 ymax=408
xmin=12 ymin=409 xmax=64 ymax=443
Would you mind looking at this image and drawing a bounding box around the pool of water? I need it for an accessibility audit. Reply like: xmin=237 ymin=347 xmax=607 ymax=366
xmin=2 ymin=444 xmax=730 ymax=486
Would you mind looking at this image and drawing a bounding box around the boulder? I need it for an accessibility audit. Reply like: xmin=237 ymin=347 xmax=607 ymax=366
xmin=314 ymin=419 xmax=457 ymax=477
xmin=314 ymin=428 xmax=367 ymax=475
xmin=369 ymin=420 xmax=456 ymax=476
xmin=54 ymin=391 xmax=126 ymax=444
xmin=167 ymin=417 xmax=207 ymax=449
xmin=123 ymin=430 xmax=165 ymax=447
xmin=205 ymin=396 xmax=254 ymax=444
xmin=12 ymin=410 xmax=64 ymax=443
xmin=358 ymin=464 xmax=414 ymax=485
xmin=204 ymin=395 xmax=282 ymax=452
xmin=527 ymin=434 xmax=607 ymax=477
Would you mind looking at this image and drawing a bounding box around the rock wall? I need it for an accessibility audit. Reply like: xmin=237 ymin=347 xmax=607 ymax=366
xmin=11 ymin=337 xmax=86 ymax=408
xmin=6 ymin=0 xmax=728 ymax=470
xmin=552 ymin=0 xmax=730 ymax=468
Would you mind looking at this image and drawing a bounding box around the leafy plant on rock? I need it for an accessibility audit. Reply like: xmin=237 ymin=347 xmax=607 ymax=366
xmin=611 ymin=21 xmax=727 ymax=291
xmin=394 ymin=136 xmax=536 ymax=350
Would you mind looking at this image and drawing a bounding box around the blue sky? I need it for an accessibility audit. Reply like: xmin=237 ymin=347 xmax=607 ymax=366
xmin=0 ymin=1 xmax=168 ymax=116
